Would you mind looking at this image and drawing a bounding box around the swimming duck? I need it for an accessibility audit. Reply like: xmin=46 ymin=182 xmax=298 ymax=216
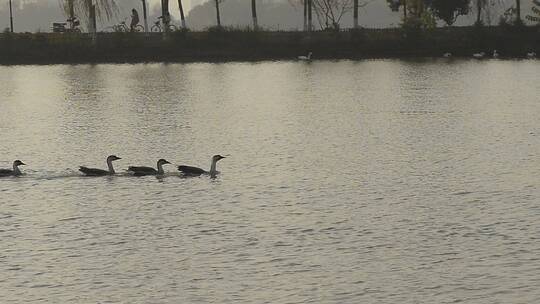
xmin=178 ymin=155 xmax=226 ymax=178
xmin=0 ymin=160 xmax=26 ymax=177
xmin=473 ymin=52 xmax=485 ymax=59
xmin=298 ymin=52 xmax=313 ymax=61
xmin=79 ymin=155 xmax=121 ymax=176
xmin=128 ymin=159 xmax=171 ymax=176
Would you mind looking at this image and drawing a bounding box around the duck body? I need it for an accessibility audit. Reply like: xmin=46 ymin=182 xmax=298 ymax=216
xmin=128 ymin=159 xmax=171 ymax=176
xmin=0 ymin=160 xmax=26 ymax=177
xmin=298 ymin=52 xmax=313 ymax=61
xmin=127 ymin=166 xmax=158 ymax=176
xmin=177 ymin=165 xmax=207 ymax=176
xmin=79 ymin=155 xmax=121 ymax=176
xmin=527 ymin=52 xmax=536 ymax=58
xmin=178 ymin=155 xmax=225 ymax=178
xmin=0 ymin=169 xmax=19 ymax=177
xmin=443 ymin=52 xmax=452 ymax=58
xmin=79 ymin=167 xmax=110 ymax=176
xmin=473 ymin=52 xmax=485 ymax=59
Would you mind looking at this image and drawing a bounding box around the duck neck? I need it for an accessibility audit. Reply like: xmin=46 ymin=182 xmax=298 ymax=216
xmin=157 ymin=163 xmax=165 ymax=175
xmin=107 ymin=159 xmax=115 ymax=174
xmin=209 ymin=159 xmax=218 ymax=177
xmin=12 ymin=164 xmax=21 ymax=175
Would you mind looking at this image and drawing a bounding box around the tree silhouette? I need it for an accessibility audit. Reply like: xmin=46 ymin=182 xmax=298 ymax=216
xmin=252 ymin=0 xmax=258 ymax=29
xmin=426 ymin=0 xmax=469 ymax=26
xmin=515 ymin=0 xmax=521 ymax=22
xmin=60 ymin=0 xmax=118 ymax=24
xmin=178 ymin=0 xmax=186 ymax=28
xmin=215 ymin=0 xmax=224 ymax=27
xmin=527 ymin=0 xmax=540 ymax=23
xmin=474 ymin=0 xmax=488 ymax=25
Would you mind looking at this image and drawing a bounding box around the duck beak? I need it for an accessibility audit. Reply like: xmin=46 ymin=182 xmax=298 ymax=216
xmin=20 ymin=162 xmax=26 ymax=166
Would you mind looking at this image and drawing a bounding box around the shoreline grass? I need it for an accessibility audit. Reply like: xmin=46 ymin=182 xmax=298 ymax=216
xmin=1 ymin=26 xmax=538 ymax=65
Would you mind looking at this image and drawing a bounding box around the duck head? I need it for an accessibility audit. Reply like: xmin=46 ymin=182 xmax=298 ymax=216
xmin=107 ymin=155 xmax=122 ymax=162
xmin=212 ymin=155 xmax=226 ymax=162
xmin=13 ymin=160 xmax=25 ymax=167
xmin=157 ymin=159 xmax=171 ymax=166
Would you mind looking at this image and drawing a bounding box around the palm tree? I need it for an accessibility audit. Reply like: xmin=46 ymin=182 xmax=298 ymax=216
xmin=354 ymin=0 xmax=359 ymax=28
xmin=252 ymin=0 xmax=258 ymax=29
xmin=303 ymin=0 xmax=307 ymax=30
xmin=178 ymin=0 xmax=186 ymax=28
xmin=9 ymin=0 xmax=13 ymax=32
xmin=515 ymin=0 xmax=521 ymax=22
xmin=308 ymin=0 xmax=312 ymax=31
xmin=60 ymin=0 xmax=118 ymax=32
xmin=215 ymin=0 xmax=222 ymax=27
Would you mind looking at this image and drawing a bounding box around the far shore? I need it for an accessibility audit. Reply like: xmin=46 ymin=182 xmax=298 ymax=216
xmin=1 ymin=26 xmax=538 ymax=65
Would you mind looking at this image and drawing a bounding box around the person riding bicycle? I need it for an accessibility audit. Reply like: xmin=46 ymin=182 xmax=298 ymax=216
xmin=130 ymin=8 xmax=140 ymax=32
xmin=161 ymin=12 xmax=171 ymax=27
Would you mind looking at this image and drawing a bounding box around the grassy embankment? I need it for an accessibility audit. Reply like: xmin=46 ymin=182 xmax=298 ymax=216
xmin=0 ymin=26 xmax=538 ymax=64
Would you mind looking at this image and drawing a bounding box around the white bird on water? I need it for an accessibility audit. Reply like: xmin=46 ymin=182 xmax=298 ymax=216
xmin=473 ymin=52 xmax=485 ymax=59
xmin=0 ymin=160 xmax=26 ymax=177
xmin=443 ymin=52 xmax=452 ymax=58
xmin=298 ymin=52 xmax=313 ymax=61
xmin=178 ymin=155 xmax=226 ymax=178
xmin=527 ymin=52 xmax=536 ymax=58
xmin=493 ymin=50 xmax=499 ymax=58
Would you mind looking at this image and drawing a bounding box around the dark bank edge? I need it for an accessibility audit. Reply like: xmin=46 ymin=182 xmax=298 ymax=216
xmin=1 ymin=26 xmax=539 ymax=65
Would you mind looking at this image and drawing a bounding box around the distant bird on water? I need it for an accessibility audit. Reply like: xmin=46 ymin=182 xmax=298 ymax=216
xmin=473 ymin=52 xmax=485 ymax=59
xmin=0 ymin=160 xmax=26 ymax=177
xmin=298 ymin=52 xmax=313 ymax=61
xmin=79 ymin=155 xmax=121 ymax=176
xmin=178 ymin=155 xmax=226 ymax=178
xmin=493 ymin=50 xmax=499 ymax=58
xmin=128 ymin=159 xmax=171 ymax=176
xmin=443 ymin=52 xmax=452 ymax=58
xmin=527 ymin=52 xmax=536 ymax=58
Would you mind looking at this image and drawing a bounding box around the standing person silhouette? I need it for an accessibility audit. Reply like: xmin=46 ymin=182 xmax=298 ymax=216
xmin=130 ymin=8 xmax=140 ymax=31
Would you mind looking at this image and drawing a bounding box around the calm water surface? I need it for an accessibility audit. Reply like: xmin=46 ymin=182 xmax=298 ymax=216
xmin=0 ymin=60 xmax=539 ymax=304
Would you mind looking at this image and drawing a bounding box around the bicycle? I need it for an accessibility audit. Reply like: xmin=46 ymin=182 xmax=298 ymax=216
xmin=151 ymin=16 xmax=178 ymax=32
xmin=66 ymin=16 xmax=82 ymax=33
xmin=111 ymin=19 xmax=144 ymax=32
xmin=53 ymin=16 xmax=81 ymax=33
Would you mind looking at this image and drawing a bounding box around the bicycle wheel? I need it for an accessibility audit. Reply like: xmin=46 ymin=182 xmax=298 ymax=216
xmin=151 ymin=24 xmax=161 ymax=32
xmin=134 ymin=24 xmax=145 ymax=32
xmin=168 ymin=25 xmax=178 ymax=32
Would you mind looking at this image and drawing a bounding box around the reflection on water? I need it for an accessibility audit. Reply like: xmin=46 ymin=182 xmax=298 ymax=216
xmin=0 ymin=60 xmax=539 ymax=304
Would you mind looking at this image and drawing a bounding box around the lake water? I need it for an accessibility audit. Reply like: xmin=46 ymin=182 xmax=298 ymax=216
xmin=1 ymin=60 xmax=539 ymax=304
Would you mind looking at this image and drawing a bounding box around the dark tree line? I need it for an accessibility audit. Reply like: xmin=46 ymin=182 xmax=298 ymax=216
xmin=386 ymin=0 xmax=526 ymax=27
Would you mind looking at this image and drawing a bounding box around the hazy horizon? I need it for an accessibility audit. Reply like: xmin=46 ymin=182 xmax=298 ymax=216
xmin=0 ymin=0 xmax=534 ymax=32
